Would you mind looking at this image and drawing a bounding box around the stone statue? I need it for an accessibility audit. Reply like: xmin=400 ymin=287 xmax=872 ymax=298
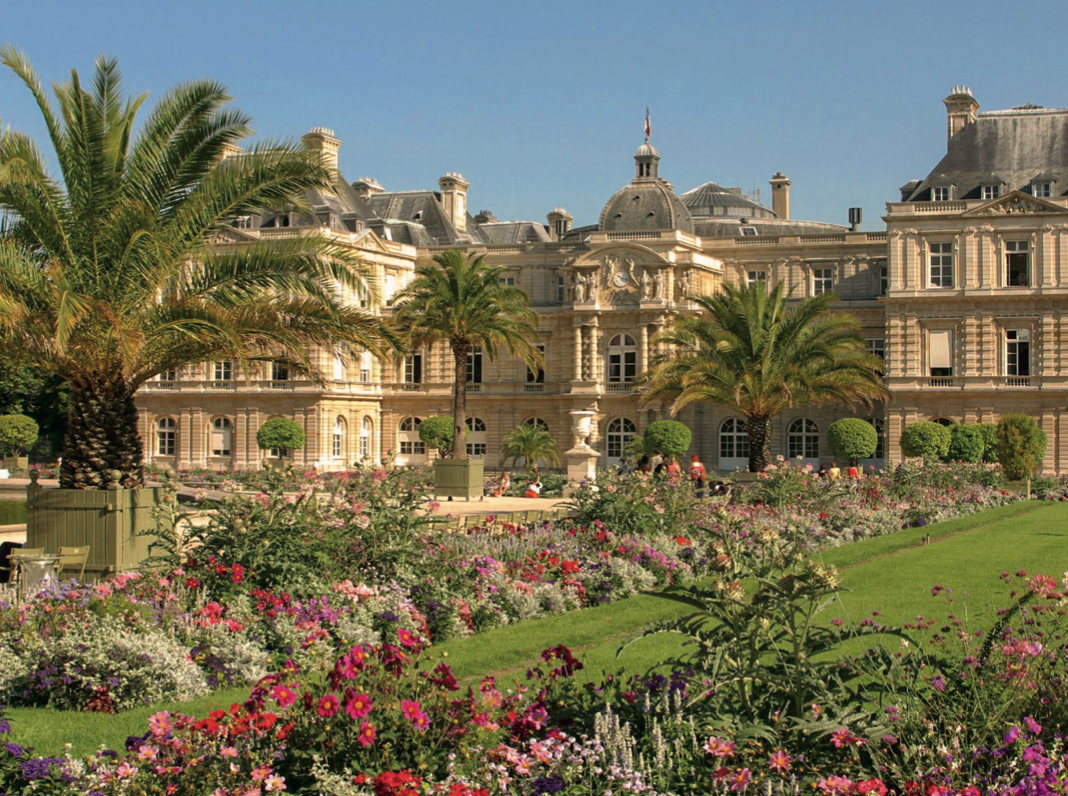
xmin=679 ymin=270 xmax=692 ymax=297
xmin=575 ymin=272 xmax=588 ymax=303
xmin=587 ymin=277 xmax=599 ymax=303
xmin=641 ymin=270 xmax=653 ymax=300
xmin=654 ymin=269 xmax=665 ymax=299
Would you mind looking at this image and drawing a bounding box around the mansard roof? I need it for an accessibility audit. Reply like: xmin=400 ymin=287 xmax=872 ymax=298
xmin=599 ymin=179 xmax=695 ymax=234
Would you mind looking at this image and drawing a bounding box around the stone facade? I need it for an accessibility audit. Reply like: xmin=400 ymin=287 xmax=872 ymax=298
xmin=136 ymin=89 xmax=1068 ymax=474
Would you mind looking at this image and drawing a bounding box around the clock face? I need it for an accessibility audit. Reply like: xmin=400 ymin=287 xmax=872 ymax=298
xmin=613 ymin=270 xmax=630 ymax=287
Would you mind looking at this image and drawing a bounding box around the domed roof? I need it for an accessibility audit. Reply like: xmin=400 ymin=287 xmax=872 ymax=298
xmin=599 ymin=180 xmax=694 ymax=234
xmin=681 ymin=181 xmax=777 ymax=220
xmin=634 ymin=141 xmax=660 ymax=159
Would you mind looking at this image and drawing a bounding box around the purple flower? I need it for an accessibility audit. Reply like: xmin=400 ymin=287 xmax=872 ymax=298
xmin=1024 ymin=716 xmax=1042 ymax=735
xmin=931 ymin=675 xmax=945 ymax=692
xmin=1004 ymin=726 xmax=1022 ymax=744
xmin=4 ymin=741 xmax=26 ymax=757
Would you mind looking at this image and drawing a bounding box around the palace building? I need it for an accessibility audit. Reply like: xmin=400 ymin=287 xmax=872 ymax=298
xmin=136 ymin=87 xmax=1068 ymax=474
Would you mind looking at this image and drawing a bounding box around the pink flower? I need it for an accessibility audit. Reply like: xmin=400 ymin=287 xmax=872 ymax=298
xmin=704 ymin=736 xmax=736 ymax=757
xmin=316 ymin=694 xmax=340 ymax=717
xmin=358 ymin=721 xmax=376 ymax=747
xmin=400 ymin=700 xmax=423 ymax=720
xmin=397 ymin=628 xmax=419 ymax=649
xmin=818 ymin=775 xmax=854 ymax=794
xmin=264 ymin=774 xmax=286 ymax=792
xmin=137 ymin=744 xmax=159 ymax=761
xmin=344 ymin=691 xmax=373 ymax=720
xmin=730 ymin=768 xmax=752 ymax=791
xmin=768 ymin=749 xmax=791 ymax=773
xmin=271 ymin=686 xmax=297 ymax=708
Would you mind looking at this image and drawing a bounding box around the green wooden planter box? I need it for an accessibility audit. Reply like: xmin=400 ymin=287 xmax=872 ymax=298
xmin=1004 ymin=479 xmax=1032 ymax=499
xmin=2 ymin=457 xmax=29 ymax=470
xmin=25 ymin=481 xmax=162 ymax=581
xmin=433 ymin=458 xmax=485 ymax=501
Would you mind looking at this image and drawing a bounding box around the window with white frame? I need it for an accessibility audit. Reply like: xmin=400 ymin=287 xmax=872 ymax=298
xmin=719 ymin=418 xmax=750 ymax=460
xmin=606 ymin=418 xmax=637 ymax=461
xmin=747 ymin=270 xmax=768 ymax=286
xmin=403 ymin=353 xmax=423 ymax=384
xmin=333 ymin=349 xmax=345 ymax=381
xmin=607 ymin=334 xmax=637 ymax=383
xmin=1006 ymin=240 xmax=1031 ymax=286
xmin=360 ymin=351 xmax=372 ymax=383
xmin=812 ymin=268 xmax=834 ymax=296
xmin=159 ymin=369 xmax=178 ymax=382
xmin=465 ymin=417 xmax=487 ymax=457
xmin=212 ymin=360 xmax=232 ymax=381
xmin=360 ymin=417 xmax=373 ymax=461
xmin=931 ymin=186 xmax=950 ymax=202
xmin=156 ymin=418 xmax=176 ymax=456
xmin=398 ymin=417 xmax=424 ymax=456
xmin=210 ymin=417 xmax=232 ymax=457
xmin=928 ymin=329 xmax=953 ymax=377
xmin=466 ymin=345 xmax=483 ymax=384
xmin=982 ymin=184 xmax=1001 ymax=200
xmin=526 ymin=344 xmax=546 ymax=383
xmin=928 ymin=242 xmax=953 ymax=288
xmin=1005 ymin=329 xmax=1031 ymax=377
xmin=498 ymin=275 xmax=516 ymax=287
xmin=524 ymin=417 xmax=549 ymax=431
xmin=876 ymin=261 xmax=889 ymax=296
xmin=333 ymin=417 xmax=346 ymax=459
xmin=787 ymin=418 xmax=819 ymax=460
xmin=866 ymin=338 xmax=885 ymax=362
xmin=1032 ymin=182 xmax=1051 ymax=198
xmin=867 ymin=417 xmax=885 ymax=460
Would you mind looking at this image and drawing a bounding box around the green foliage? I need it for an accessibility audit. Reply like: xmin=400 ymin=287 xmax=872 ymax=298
xmin=976 ymin=423 xmax=999 ymax=463
xmin=254 ymin=418 xmax=306 ymax=454
xmin=996 ymin=413 xmax=1048 ymax=480
xmin=900 ymin=421 xmax=951 ymax=460
xmin=418 ymin=416 xmax=455 ymax=457
xmin=500 ymin=423 xmax=560 ymax=473
xmin=945 ymin=424 xmax=986 ymax=463
xmin=826 ymin=417 xmax=878 ymax=461
xmin=641 ymin=420 xmax=692 ymax=456
xmin=0 ymin=413 xmax=38 ymax=456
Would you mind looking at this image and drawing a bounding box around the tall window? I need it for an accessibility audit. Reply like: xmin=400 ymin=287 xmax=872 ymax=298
xmin=747 ymin=270 xmax=768 ymax=286
xmin=498 ymin=275 xmax=516 ymax=287
xmin=360 ymin=417 xmax=373 ymax=460
xmin=360 ymin=351 xmax=372 ymax=384
xmin=466 ymin=417 xmax=487 ymax=457
xmin=212 ymin=360 xmax=232 ymax=381
xmin=1005 ymin=329 xmax=1031 ymax=377
xmin=928 ymin=329 xmax=953 ymax=378
xmin=928 ymin=242 xmax=953 ymax=288
xmin=333 ymin=417 xmax=346 ymax=459
xmin=556 ymin=274 xmax=566 ymax=303
xmin=867 ymin=418 xmax=885 ymax=460
xmin=210 ymin=417 xmax=233 ymax=457
xmin=876 ymin=261 xmax=889 ymax=296
xmin=606 ymin=418 xmax=636 ymax=461
xmin=399 ymin=417 xmax=424 ymax=456
xmin=159 ymin=369 xmax=178 ymax=382
xmin=403 ymin=353 xmax=423 ymax=384
xmin=156 ymin=418 xmax=176 ymax=456
xmin=787 ymin=419 xmax=819 ymax=460
xmin=270 ymin=361 xmax=289 ymax=381
xmin=526 ymin=344 xmax=546 ymax=384
xmin=719 ymin=418 xmax=750 ymax=460
xmin=1006 ymin=240 xmax=1030 ymax=287
xmin=866 ymin=338 xmax=885 ymax=372
xmin=812 ymin=268 xmax=833 ymax=296
xmin=607 ymin=334 xmax=637 ymax=384
xmin=466 ymin=346 xmax=483 ymax=384
xmin=333 ymin=349 xmax=346 ymax=381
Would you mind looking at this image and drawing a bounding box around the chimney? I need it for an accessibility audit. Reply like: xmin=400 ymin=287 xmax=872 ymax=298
xmin=438 ymin=172 xmax=470 ymax=232
xmin=301 ymin=127 xmax=342 ymax=178
xmin=546 ymin=207 xmax=573 ymax=241
xmin=353 ymin=178 xmax=385 ymax=200
xmin=944 ymin=86 xmax=979 ymax=147
xmin=770 ymin=172 xmax=791 ymax=219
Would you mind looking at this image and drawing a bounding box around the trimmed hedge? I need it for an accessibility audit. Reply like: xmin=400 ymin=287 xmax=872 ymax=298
xmin=827 ymin=418 xmax=878 ymax=461
xmin=900 ymin=421 xmax=951 ymax=461
xmin=642 ymin=420 xmax=692 ymax=457
xmin=945 ymin=424 xmax=985 ymax=463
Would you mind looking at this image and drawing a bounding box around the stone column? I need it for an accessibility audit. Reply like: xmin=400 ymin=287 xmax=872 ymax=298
xmin=639 ymin=324 xmax=649 ymax=373
xmin=591 ymin=324 xmax=601 ymax=383
xmin=573 ymin=325 xmax=583 ymax=381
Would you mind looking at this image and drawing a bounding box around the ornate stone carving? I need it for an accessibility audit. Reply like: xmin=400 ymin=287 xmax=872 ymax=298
xmin=641 ymin=269 xmax=654 ymax=300
xmin=574 ymin=272 xmax=589 ymax=302
xmin=975 ymin=195 xmax=1058 ymax=215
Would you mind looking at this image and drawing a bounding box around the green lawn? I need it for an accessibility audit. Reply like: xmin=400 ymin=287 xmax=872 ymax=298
xmin=10 ymin=499 xmax=1067 ymax=758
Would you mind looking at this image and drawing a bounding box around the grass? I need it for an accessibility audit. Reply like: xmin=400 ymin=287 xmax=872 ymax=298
xmin=9 ymin=499 xmax=1068 ymax=758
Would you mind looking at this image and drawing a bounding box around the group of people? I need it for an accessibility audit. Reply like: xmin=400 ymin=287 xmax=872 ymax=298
xmin=489 ymin=471 xmax=542 ymax=498
xmin=816 ymin=461 xmax=861 ymax=480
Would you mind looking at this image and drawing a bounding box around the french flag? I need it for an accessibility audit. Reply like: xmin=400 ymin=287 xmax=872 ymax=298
xmin=644 ymin=107 xmax=651 ymax=140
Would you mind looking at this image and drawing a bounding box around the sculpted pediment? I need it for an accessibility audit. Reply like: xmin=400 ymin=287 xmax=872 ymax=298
xmin=964 ymin=191 xmax=1067 ymax=217
xmin=566 ymin=244 xmax=672 ymax=305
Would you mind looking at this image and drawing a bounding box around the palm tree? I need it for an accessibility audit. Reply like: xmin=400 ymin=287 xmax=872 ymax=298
xmin=0 ymin=49 xmax=393 ymax=489
xmin=642 ymin=280 xmax=886 ymax=472
xmin=391 ymin=250 xmax=541 ymax=458
xmin=500 ymin=422 xmax=561 ymax=474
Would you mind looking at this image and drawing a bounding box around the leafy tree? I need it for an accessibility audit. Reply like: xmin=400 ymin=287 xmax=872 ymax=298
xmin=391 ymin=250 xmax=541 ymax=458
xmin=642 ymin=420 xmax=692 ymax=457
xmin=255 ymin=418 xmax=306 ymax=457
xmin=0 ymin=414 xmax=39 ymax=456
xmin=0 ymin=363 xmax=69 ymax=456
xmin=826 ymin=417 xmax=878 ymax=462
xmin=500 ymin=422 xmax=560 ymax=474
xmin=642 ymin=281 xmax=885 ymax=472
xmin=976 ymin=423 xmax=999 ymax=463
xmin=0 ymin=49 xmax=393 ymax=489
xmin=418 ymin=416 xmax=455 ymax=458
xmin=900 ymin=422 xmax=951 ymax=461
xmin=996 ymin=413 xmax=1047 ymax=480
xmin=945 ymin=424 xmax=985 ymax=463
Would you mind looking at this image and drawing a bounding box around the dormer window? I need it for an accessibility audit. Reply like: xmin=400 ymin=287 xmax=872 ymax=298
xmin=931 ymin=186 xmax=951 ymax=202
xmin=741 ymin=226 xmax=758 ymax=236
xmin=1032 ymin=182 xmax=1052 ymax=198
xmin=981 ymin=184 xmax=1001 ymax=201
xmin=235 ymin=215 xmax=252 ymax=229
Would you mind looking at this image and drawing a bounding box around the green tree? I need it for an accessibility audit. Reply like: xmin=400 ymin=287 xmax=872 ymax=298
xmin=996 ymin=413 xmax=1047 ymax=480
xmin=945 ymin=424 xmax=985 ymax=463
xmin=418 ymin=416 xmax=455 ymax=458
xmin=976 ymin=423 xmax=999 ymax=463
xmin=826 ymin=417 xmax=878 ymax=462
xmin=255 ymin=418 xmax=306 ymax=458
xmin=0 ymin=50 xmax=392 ymax=489
xmin=642 ymin=281 xmax=886 ymax=472
xmin=900 ymin=421 xmax=951 ymax=461
xmin=0 ymin=414 xmax=39 ymax=456
xmin=391 ymin=250 xmax=541 ymax=458
xmin=642 ymin=420 xmax=692 ymax=457
xmin=500 ymin=422 xmax=560 ymax=474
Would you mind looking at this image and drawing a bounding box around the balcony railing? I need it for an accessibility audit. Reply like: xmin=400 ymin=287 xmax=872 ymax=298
xmin=928 ymin=377 xmax=956 ymax=388
xmin=606 ymin=381 xmax=636 ymax=392
xmin=1003 ymin=376 xmax=1031 ymax=387
xmin=523 ymin=383 xmax=544 ymax=393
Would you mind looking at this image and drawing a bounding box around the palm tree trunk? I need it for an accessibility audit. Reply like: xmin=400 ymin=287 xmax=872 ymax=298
xmin=451 ymin=340 xmax=469 ymax=460
xmin=746 ymin=416 xmax=773 ymax=473
xmin=60 ymin=377 xmax=145 ymax=489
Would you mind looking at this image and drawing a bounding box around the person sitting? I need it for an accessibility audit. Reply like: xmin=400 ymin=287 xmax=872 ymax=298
xmin=524 ymin=477 xmax=543 ymax=498
xmin=637 ymin=455 xmax=651 ymax=473
xmin=492 ymin=471 xmax=511 ymax=497
xmin=828 ymin=462 xmax=841 ymax=480
xmin=847 ymin=462 xmax=860 ymax=479
xmin=666 ymin=456 xmax=682 ymax=476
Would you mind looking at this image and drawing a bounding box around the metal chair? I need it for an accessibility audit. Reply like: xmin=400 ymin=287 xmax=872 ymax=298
xmin=57 ymin=545 xmax=90 ymax=582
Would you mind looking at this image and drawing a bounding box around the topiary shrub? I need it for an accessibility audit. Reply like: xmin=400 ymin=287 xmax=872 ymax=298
xmin=945 ymin=424 xmax=985 ymax=463
xmin=900 ymin=421 xmax=951 ymax=461
xmin=419 ymin=416 xmax=455 ymax=457
xmin=255 ymin=418 xmax=306 ymax=457
xmin=642 ymin=420 xmax=692 ymax=457
xmin=976 ymin=423 xmax=999 ymax=463
xmin=826 ymin=418 xmax=878 ymax=462
xmin=996 ymin=413 xmax=1047 ymax=481
xmin=0 ymin=413 xmax=39 ymax=457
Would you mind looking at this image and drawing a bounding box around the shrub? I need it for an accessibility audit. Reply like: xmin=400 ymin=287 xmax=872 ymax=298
xmin=826 ymin=417 xmax=878 ymax=461
xmin=900 ymin=421 xmax=950 ymax=460
xmin=0 ymin=413 xmax=39 ymax=456
xmin=642 ymin=420 xmax=692 ymax=457
xmin=945 ymin=424 xmax=986 ymax=463
xmin=976 ymin=423 xmax=999 ymax=463
xmin=255 ymin=418 xmax=306 ymax=455
xmin=418 ymin=416 xmax=455 ymax=457
xmin=996 ymin=413 xmax=1047 ymax=480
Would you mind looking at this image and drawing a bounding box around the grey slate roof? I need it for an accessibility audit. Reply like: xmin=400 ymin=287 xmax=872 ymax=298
xmin=479 ymin=221 xmax=551 ymax=245
xmin=694 ymin=218 xmax=848 ymax=238
xmin=681 ymin=181 xmax=777 ymax=219
xmin=905 ymin=106 xmax=1068 ymax=201
xmin=599 ymin=180 xmax=695 ymax=234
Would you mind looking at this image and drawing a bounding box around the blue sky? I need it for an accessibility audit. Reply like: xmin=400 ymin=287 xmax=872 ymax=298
xmin=3 ymin=0 xmax=1067 ymax=231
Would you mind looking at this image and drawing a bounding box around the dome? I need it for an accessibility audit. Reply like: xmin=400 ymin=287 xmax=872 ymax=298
xmin=680 ymin=181 xmax=777 ymax=220
xmin=634 ymin=141 xmax=660 ymax=159
xmin=599 ymin=180 xmax=695 ymax=234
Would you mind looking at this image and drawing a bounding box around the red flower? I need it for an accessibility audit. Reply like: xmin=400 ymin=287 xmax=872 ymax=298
xmin=673 ymin=536 xmax=691 ymax=546
xmin=231 ymin=563 xmax=245 ymax=584
xmin=316 ymin=694 xmax=340 ymax=717
xmin=344 ymin=691 xmax=373 ymax=720
xmin=184 ymin=577 xmax=200 ymax=590
xmin=357 ymin=721 xmax=376 ymax=747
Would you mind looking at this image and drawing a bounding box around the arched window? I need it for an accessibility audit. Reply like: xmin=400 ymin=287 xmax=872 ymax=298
xmin=333 ymin=417 xmax=346 ymax=459
xmin=607 ymin=334 xmax=637 ymax=384
xmin=720 ymin=418 xmax=750 ymax=461
xmin=524 ymin=417 xmax=549 ymax=431
xmin=866 ymin=417 xmax=886 ymax=461
xmin=933 ymin=417 xmax=954 ymax=427
xmin=398 ymin=417 xmax=425 ymax=458
xmin=606 ymin=418 xmax=636 ymax=462
xmin=156 ymin=417 xmax=176 ymax=456
xmin=360 ymin=417 xmax=373 ymax=461
xmin=466 ymin=417 xmax=487 ymax=457
xmin=787 ymin=418 xmax=819 ymax=460
xmin=210 ymin=417 xmax=233 ymax=457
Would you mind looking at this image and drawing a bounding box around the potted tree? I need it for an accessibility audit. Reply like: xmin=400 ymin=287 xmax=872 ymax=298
xmin=0 ymin=413 xmax=39 ymax=470
xmin=256 ymin=418 xmax=307 ymax=470
xmin=0 ymin=51 xmax=392 ymax=576
xmin=392 ymin=250 xmax=542 ymax=500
